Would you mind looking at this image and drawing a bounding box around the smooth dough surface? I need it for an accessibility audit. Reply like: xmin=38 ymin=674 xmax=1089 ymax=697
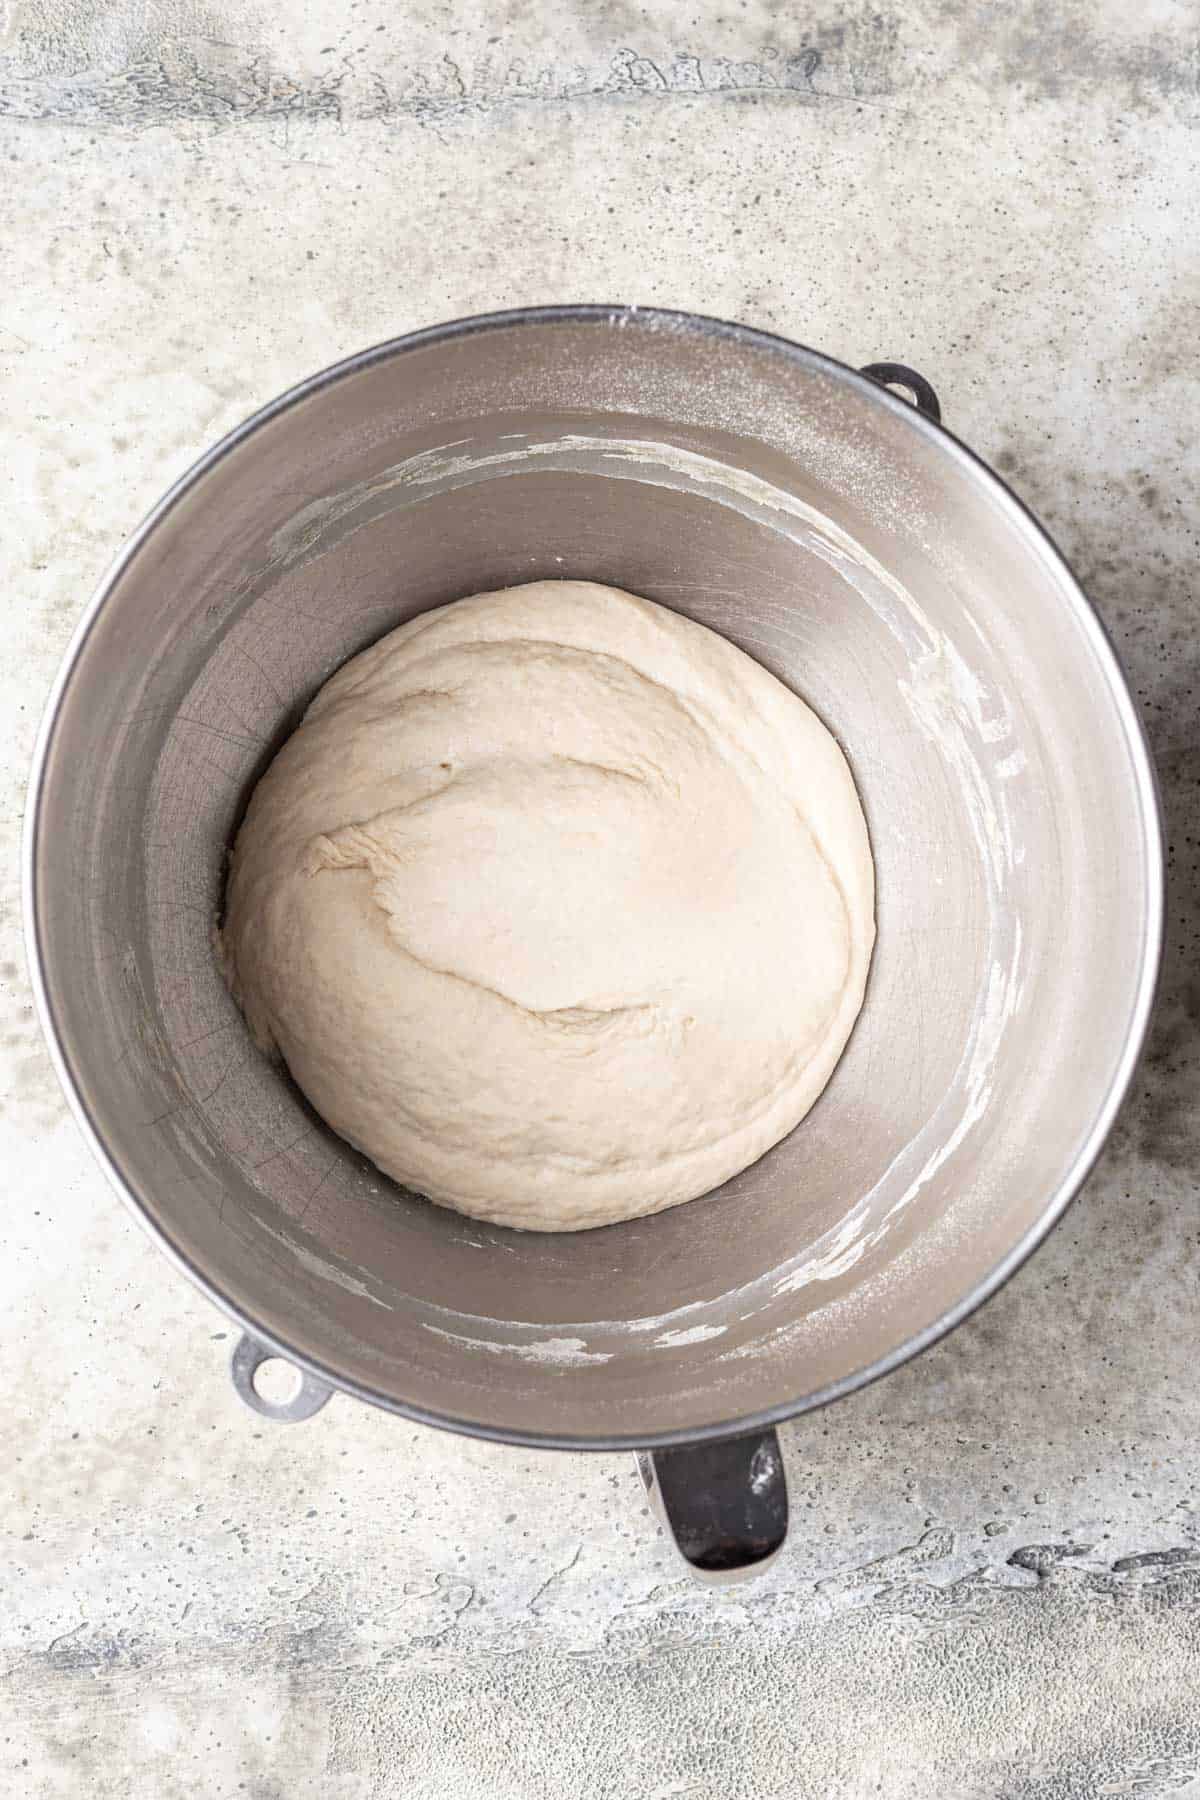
xmin=220 ymin=581 xmax=875 ymax=1231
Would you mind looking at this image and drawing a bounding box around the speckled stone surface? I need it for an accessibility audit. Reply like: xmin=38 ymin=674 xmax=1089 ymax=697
xmin=2 ymin=3 xmax=1199 ymax=1794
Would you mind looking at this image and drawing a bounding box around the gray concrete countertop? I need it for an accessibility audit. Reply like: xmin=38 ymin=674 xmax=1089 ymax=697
xmin=2 ymin=3 xmax=1198 ymax=1794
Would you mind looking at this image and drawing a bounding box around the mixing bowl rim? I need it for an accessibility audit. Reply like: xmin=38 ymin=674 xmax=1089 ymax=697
xmin=22 ymin=303 xmax=1165 ymax=1450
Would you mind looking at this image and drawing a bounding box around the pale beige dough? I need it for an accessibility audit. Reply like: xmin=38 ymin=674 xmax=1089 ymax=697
xmin=220 ymin=581 xmax=875 ymax=1231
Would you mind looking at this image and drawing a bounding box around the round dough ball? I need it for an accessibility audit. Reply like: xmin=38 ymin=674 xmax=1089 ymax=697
xmin=220 ymin=581 xmax=874 ymax=1231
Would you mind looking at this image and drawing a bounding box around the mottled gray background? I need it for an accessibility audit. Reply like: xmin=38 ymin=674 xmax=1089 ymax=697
xmin=2 ymin=2 xmax=1199 ymax=1795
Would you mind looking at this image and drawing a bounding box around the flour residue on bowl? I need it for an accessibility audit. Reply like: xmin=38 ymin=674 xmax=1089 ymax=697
xmin=424 ymin=1325 xmax=613 ymax=1366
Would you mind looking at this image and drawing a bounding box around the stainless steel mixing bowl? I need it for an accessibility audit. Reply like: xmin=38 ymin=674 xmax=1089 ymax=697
xmin=25 ymin=308 xmax=1162 ymax=1573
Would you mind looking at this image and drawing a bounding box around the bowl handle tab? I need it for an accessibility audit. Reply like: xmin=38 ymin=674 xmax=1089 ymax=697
xmin=229 ymin=1331 xmax=334 ymax=1423
xmin=860 ymin=361 xmax=942 ymax=422
xmin=636 ymin=1427 xmax=788 ymax=1584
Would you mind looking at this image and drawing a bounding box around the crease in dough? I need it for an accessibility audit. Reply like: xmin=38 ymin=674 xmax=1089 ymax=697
xmin=220 ymin=580 xmax=875 ymax=1231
